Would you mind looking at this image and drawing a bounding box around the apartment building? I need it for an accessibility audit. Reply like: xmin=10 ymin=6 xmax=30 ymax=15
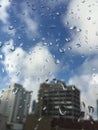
xmin=37 ymin=80 xmax=80 ymax=120
xmin=0 ymin=83 xmax=32 ymax=130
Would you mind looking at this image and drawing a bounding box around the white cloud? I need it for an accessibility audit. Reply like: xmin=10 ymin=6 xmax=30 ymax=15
xmin=0 ymin=0 xmax=16 ymax=36
xmin=64 ymin=0 xmax=98 ymax=55
xmin=68 ymin=57 xmax=98 ymax=119
xmin=2 ymin=39 xmax=59 ymax=100
xmin=18 ymin=3 xmax=39 ymax=38
xmin=22 ymin=9 xmax=38 ymax=37
xmin=0 ymin=0 xmax=10 ymax=24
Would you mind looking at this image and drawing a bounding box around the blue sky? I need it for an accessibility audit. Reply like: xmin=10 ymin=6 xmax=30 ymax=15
xmin=0 ymin=0 xmax=98 ymax=118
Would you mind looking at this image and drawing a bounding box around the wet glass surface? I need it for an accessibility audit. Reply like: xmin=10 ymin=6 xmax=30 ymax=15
xmin=0 ymin=0 xmax=98 ymax=130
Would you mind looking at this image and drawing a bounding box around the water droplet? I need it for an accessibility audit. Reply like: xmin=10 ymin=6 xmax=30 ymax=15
xmin=76 ymin=43 xmax=81 ymax=48
xmin=38 ymin=117 xmax=42 ymax=121
xmin=45 ymin=79 xmax=49 ymax=82
xmin=69 ymin=26 xmax=76 ymax=30
xmin=42 ymin=37 xmax=45 ymax=41
xmin=18 ymin=36 xmax=21 ymax=40
xmin=19 ymin=43 xmax=23 ymax=47
xmin=49 ymin=42 xmax=53 ymax=46
xmin=43 ymin=106 xmax=47 ymax=111
xmin=81 ymin=55 xmax=85 ymax=58
xmin=65 ymin=38 xmax=70 ymax=42
xmin=59 ymin=106 xmax=66 ymax=115
xmin=56 ymin=12 xmax=60 ymax=16
xmin=76 ymin=28 xmax=82 ymax=32
xmin=72 ymin=86 xmax=75 ymax=91
xmin=19 ymin=105 xmax=22 ymax=108
xmin=34 ymin=124 xmax=39 ymax=130
xmin=55 ymin=59 xmax=60 ymax=64
xmin=16 ymin=116 xmax=20 ymax=120
xmin=91 ymin=121 xmax=94 ymax=124
xmin=10 ymin=46 xmax=15 ymax=51
xmin=17 ymin=53 xmax=20 ymax=56
xmin=96 ymin=32 xmax=98 ymax=36
xmin=12 ymin=88 xmax=18 ymax=94
xmin=81 ymin=0 xmax=85 ymax=3
xmin=8 ymin=25 xmax=14 ymax=30
xmin=87 ymin=17 xmax=91 ymax=20
xmin=65 ymin=21 xmax=69 ymax=25
xmin=59 ymin=48 xmax=66 ymax=53
xmin=43 ymin=42 xmax=48 ymax=46
xmin=68 ymin=46 xmax=72 ymax=50
xmin=60 ymin=82 xmax=67 ymax=91
xmin=32 ymin=6 xmax=36 ymax=11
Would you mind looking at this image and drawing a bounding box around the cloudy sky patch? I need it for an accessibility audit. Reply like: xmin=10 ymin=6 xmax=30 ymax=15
xmin=64 ymin=0 xmax=98 ymax=55
xmin=1 ymin=40 xmax=59 ymax=99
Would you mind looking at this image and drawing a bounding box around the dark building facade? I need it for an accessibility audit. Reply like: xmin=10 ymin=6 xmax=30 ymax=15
xmin=51 ymin=118 xmax=98 ymax=130
xmin=24 ymin=114 xmax=98 ymax=130
xmin=37 ymin=80 xmax=80 ymax=120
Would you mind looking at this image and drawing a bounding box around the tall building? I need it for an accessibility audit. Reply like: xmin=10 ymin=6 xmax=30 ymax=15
xmin=37 ymin=80 xmax=80 ymax=120
xmin=32 ymin=100 xmax=37 ymax=114
xmin=0 ymin=83 xmax=32 ymax=124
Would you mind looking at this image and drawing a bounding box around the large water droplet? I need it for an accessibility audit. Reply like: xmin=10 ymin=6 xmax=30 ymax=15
xmin=59 ymin=48 xmax=66 ymax=53
xmin=59 ymin=106 xmax=66 ymax=115
xmin=76 ymin=28 xmax=82 ymax=32
xmin=81 ymin=0 xmax=85 ymax=3
xmin=76 ymin=43 xmax=81 ymax=48
xmin=87 ymin=17 xmax=91 ymax=20
xmin=49 ymin=42 xmax=53 ymax=46
xmin=10 ymin=46 xmax=15 ymax=51
xmin=43 ymin=106 xmax=47 ymax=111
xmin=55 ymin=59 xmax=60 ymax=64
xmin=68 ymin=46 xmax=72 ymax=50
xmin=38 ymin=117 xmax=42 ymax=121
xmin=8 ymin=25 xmax=14 ymax=30
xmin=65 ymin=38 xmax=70 ymax=42
xmin=43 ymin=42 xmax=48 ymax=46
xmin=69 ymin=26 xmax=76 ymax=30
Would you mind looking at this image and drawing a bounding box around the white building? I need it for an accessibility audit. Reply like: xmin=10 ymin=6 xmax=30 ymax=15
xmin=0 ymin=83 xmax=32 ymax=125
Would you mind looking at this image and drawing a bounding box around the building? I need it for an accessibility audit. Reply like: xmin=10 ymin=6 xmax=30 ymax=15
xmin=0 ymin=83 xmax=32 ymax=129
xmin=37 ymin=80 xmax=80 ymax=120
xmin=0 ymin=114 xmax=7 ymax=130
xmin=32 ymin=100 xmax=37 ymax=114
xmin=51 ymin=118 xmax=98 ymax=130
xmin=97 ymin=99 xmax=98 ymax=120
xmin=24 ymin=114 xmax=98 ymax=130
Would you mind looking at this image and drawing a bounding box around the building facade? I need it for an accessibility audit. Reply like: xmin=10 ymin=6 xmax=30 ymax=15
xmin=37 ymin=80 xmax=80 ymax=120
xmin=0 ymin=83 xmax=32 ymax=125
